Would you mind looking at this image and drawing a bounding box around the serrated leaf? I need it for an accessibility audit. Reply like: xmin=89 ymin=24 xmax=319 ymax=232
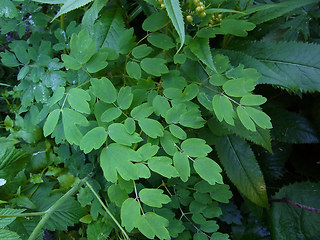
xmin=0 ymin=229 xmax=21 ymax=240
xmin=140 ymin=58 xmax=169 ymax=77
xmin=126 ymin=61 xmax=141 ymax=79
xmin=117 ymin=86 xmax=133 ymax=110
xmin=139 ymin=189 xmax=171 ymax=208
xmin=121 ymin=198 xmax=140 ymax=232
xmin=193 ymin=157 xmax=223 ymax=185
xmin=100 ymin=143 xmax=143 ymax=182
xmin=189 ymin=37 xmax=216 ymax=72
xmin=80 ymin=127 xmax=107 ymax=153
xmin=271 ymin=182 xmax=320 ymax=240
xmin=0 ymin=208 xmax=25 ymax=228
xmin=212 ymin=94 xmax=235 ymax=125
xmin=148 ymin=156 xmax=179 ymax=178
xmin=108 ymin=123 xmax=142 ymax=146
xmin=138 ymin=118 xmax=164 ymax=138
xmin=90 ymin=77 xmax=117 ymax=103
xmin=142 ymin=11 xmax=169 ymax=32
xmin=216 ymin=135 xmax=268 ymax=207
xmin=132 ymin=44 xmax=153 ymax=59
xmin=147 ymin=33 xmax=175 ymax=50
xmin=101 ymin=107 xmax=122 ymax=122
xmin=169 ymin=124 xmax=186 ymax=140
xmin=173 ymin=152 xmax=190 ymax=182
xmin=181 ymin=138 xmax=212 ymax=157
xmin=52 ymin=0 xmax=93 ymax=21
xmin=164 ymin=0 xmax=185 ymax=52
xmin=67 ymin=88 xmax=91 ymax=114
xmin=43 ymin=109 xmax=61 ymax=137
xmin=62 ymin=108 xmax=89 ymax=145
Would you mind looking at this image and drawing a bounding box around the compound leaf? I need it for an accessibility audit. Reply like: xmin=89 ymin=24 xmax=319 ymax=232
xmin=137 ymin=212 xmax=170 ymax=239
xmin=212 ymin=94 xmax=235 ymax=125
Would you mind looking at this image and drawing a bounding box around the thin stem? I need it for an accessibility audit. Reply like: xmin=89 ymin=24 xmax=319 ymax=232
xmin=133 ymin=181 xmax=145 ymax=215
xmin=270 ymin=198 xmax=320 ymax=214
xmin=28 ymin=178 xmax=87 ymax=240
xmin=86 ymin=181 xmax=130 ymax=240
xmin=0 ymin=211 xmax=46 ymax=218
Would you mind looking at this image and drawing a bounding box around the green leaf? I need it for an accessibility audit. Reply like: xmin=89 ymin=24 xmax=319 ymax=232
xmin=100 ymin=143 xmax=143 ymax=182
xmin=90 ymin=77 xmax=117 ymax=103
xmin=43 ymin=109 xmax=61 ymax=137
xmin=0 ymin=50 xmax=20 ymax=67
xmin=245 ymin=107 xmax=272 ymax=129
xmin=164 ymin=0 xmax=185 ymax=51
xmin=147 ymin=33 xmax=175 ymax=50
xmin=61 ymin=54 xmax=81 ymax=70
xmin=62 ymin=108 xmax=89 ymax=145
xmin=107 ymin=184 xmax=128 ymax=207
xmin=142 ymin=11 xmax=169 ymax=32
xmin=0 ymin=208 xmax=25 ymax=228
xmin=126 ymin=61 xmax=141 ymax=79
xmin=137 ymin=212 xmax=170 ymax=239
xmin=237 ymin=106 xmax=256 ymax=132
xmin=117 ymin=86 xmax=133 ymax=110
xmin=140 ymin=58 xmax=169 ymax=76
xmin=148 ymin=156 xmax=179 ymax=178
xmin=124 ymin=118 xmax=136 ymax=134
xmin=268 ymin=108 xmax=319 ymax=143
xmin=139 ymin=189 xmax=171 ymax=208
xmin=0 ymin=229 xmax=21 ymax=240
xmin=108 ymin=123 xmax=142 ymax=146
xmin=86 ymin=51 xmax=109 ymax=73
xmin=212 ymin=94 xmax=235 ymax=125
xmin=137 ymin=143 xmax=159 ymax=161
xmin=70 ymin=29 xmax=96 ymax=64
xmin=0 ymin=0 xmax=18 ymax=18
xmin=173 ymin=152 xmax=190 ymax=182
xmin=169 ymin=124 xmax=187 ymax=140
xmin=240 ymin=95 xmax=267 ymax=106
xmin=216 ymin=135 xmax=268 ymax=207
xmin=121 ymin=198 xmax=141 ymax=232
xmin=52 ymin=0 xmax=93 ymax=21
xmin=152 ymin=95 xmax=170 ymax=117
xmin=270 ymin=182 xmax=320 ymax=240
xmin=131 ymin=103 xmax=153 ymax=120
xmin=193 ymin=157 xmax=223 ymax=185
xmin=48 ymin=87 xmax=65 ymax=107
xmin=181 ymin=138 xmax=212 ymax=157
xmin=222 ymin=79 xmax=251 ymax=97
xmin=118 ymin=28 xmax=136 ymax=55
xmin=80 ymin=127 xmax=107 ymax=153
xmin=138 ymin=118 xmax=164 ymax=138
xmin=189 ymin=37 xmax=216 ymax=72
xmin=209 ymin=184 xmax=232 ymax=203
xmin=173 ymin=54 xmax=186 ymax=64
xmin=101 ymin=107 xmax=122 ymax=122
xmin=132 ymin=44 xmax=153 ymax=59
xmin=220 ymin=19 xmax=255 ymax=37
xmin=67 ymin=88 xmax=91 ymax=114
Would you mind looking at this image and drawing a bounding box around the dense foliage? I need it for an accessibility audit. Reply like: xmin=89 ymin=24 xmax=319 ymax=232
xmin=1 ymin=0 xmax=320 ymax=239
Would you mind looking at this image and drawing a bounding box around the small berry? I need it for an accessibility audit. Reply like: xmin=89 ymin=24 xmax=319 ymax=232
xmin=186 ymin=15 xmax=193 ymax=22
xmin=196 ymin=6 xmax=202 ymax=12
xmin=161 ymin=3 xmax=165 ymax=9
xmin=199 ymin=1 xmax=204 ymax=6
xmin=200 ymin=6 xmax=205 ymax=11
xmin=209 ymin=19 xmax=214 ymax=24
xmin=193 ymin=0 xmax=200 ymax=5
xmin=200 ymin=11 xmax=206 ymax=17
xmin=158 ymin=0 xmax=163 ymax=3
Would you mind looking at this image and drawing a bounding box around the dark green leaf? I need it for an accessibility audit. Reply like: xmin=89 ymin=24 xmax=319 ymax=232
xmin=132 ymin=44 xmax=153 ymax=59
xmin=173 ymin=152 xmax=190 ymax=182
xmin=126 ymin=61 xmax=141 ymax=79
xmin=147 ymin=33 xmax=175 ymax=50
xmin=142 ymin=11 xmax=169 ymax=32
xmin=43 ymin=109 xmax=61 ymax=137
xmin=148 ymin=156 xmax=179 ymax=178
xmin=140 ymin=58 xmax=169 ymax=76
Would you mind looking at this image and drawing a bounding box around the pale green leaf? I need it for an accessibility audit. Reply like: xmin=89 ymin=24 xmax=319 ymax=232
xmin=107 ymin=184 xmax=128 ymax=207
xmin=181 ymin=138 xmax=212 ymax=157
xmin=80 ymin=127 xmax=107 ymax=153
xmin=173 ymin=152 xmax=190 ymax=182
xmin=67 ymin=88 xmax=91 ymax=114
xmin=137 ymin=143 xmax=159 ymax=161
xmin=44 ymin=109 xmax=61 ymax=137
xmin=86 ymin=51 xmax=108 ymax=73
xmin=216 ymin=135 xmax=268 ymax=207
xmin=52 ymin=0 xmax=93 ymax=21
xmin=121 ymin=198 xmax=141 ymax=232
xmin=240 ymin=95 xmax=267 ymax=106
xmin=140 ymin=58 xmax=169 ymax=77
xmin=90 ymin=77 xmax=117 ymax=103
xmin=70 ymin=29 xmax=96 ymax=64
xmin=48 ymin=87 xmax=65 ymax=107
xmin=237 ymin=106 xmax=256 ymax=132
xmin=131 ymin=103 xmax=153 ymax=120
xmin=101 ymin=107 xmax=122 ymax=122
xmin=138 ymin=118 xmax=164 ymax=138
xmin=152 ymin=95 xmax=170 ymax=117
xmin=212 ymin=94 xmax=235 ymax=125
xmin=193 ymin=157 xmax=223 ymax=185
xmin=147 ymin=33 xmax=175 ymax=50
xmin=169 ymin=124 xmax=186 ymax=140
xmin=160 ymin=131 xmax=179 ymax=156
xmin=189 ymin=37 xmax=216 ymax=72
xmin=108 ymin=123 xmax=142 ymax=146
xmin=148 ymin=156 xmax=179 ymax=178
xmin=245 ymin=107 xmax=272 ymax=129
xmin=117 ymin=86 xmax=133 ymax=110
xmin=61 ymin=54 xmax=81 ymax=70
xmin=139 ymin=189 xmax=171 ymax=208
xmin=100 ymin=143 xmax=143 ymax=182
xmin=222 ymin=79 xmax=251 ymax=97
xmin=124 ymin=118 xmax=136 ymax=134
xmin=164 ymin=0 xmax=185 ymax=51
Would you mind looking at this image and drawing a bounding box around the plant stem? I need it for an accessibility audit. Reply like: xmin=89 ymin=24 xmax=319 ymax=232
xmin=270 ymin=198 xmax=320 ymax=214
xmin=85 ymin=181 xmax=130 ymax=240
xmin=28 ymin=178 xmax=87 ymax=240
xmin=0 ymin=211 xmax=46 ymax=218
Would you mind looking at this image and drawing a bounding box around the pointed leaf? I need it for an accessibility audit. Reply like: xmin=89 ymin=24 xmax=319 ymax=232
xmin=44 ymin=109 xmax=61 ymax=137
xmin=216 ymin=135 xmax=268 ymax=207
xmin=139 ymin=189 xmax=171 ymax=208
xmin=80 ymin=127 xmax=107 ymax=153
xmin=193 ymin=157 xmax=223 ymax=185
xmin=52 ymin=0 xmax=93 ymax=21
